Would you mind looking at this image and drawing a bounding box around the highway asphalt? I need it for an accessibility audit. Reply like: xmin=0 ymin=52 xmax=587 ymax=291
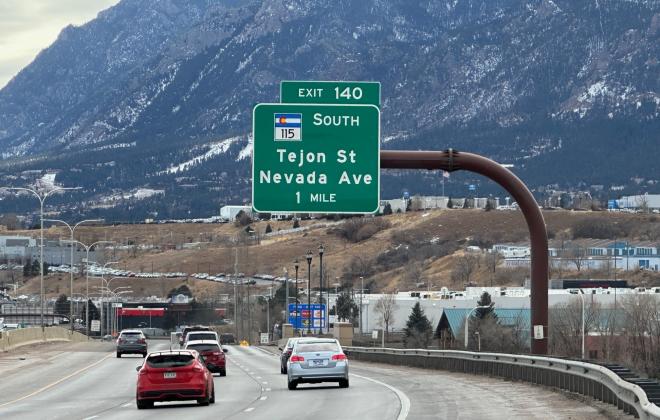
xmin=0 ymin=340 xmax=624 ymax=419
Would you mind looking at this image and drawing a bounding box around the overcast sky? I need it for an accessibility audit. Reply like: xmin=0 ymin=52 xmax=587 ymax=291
xmin=0 ymin=0 xmax=120 ymax=89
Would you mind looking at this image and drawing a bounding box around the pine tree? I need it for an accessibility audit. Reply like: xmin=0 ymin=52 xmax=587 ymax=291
xmin=447 ymin=198 xmax=454 ymax=209
xmin=383 ymin=203 xmax=393 ymax=215
xmin=54 ymin=294 xmax=70 ymax=316
xmin=476 ymin=291 xmax=496 ymax=320
xmin=265 ymin=223 xmax=273 ymax=234
xmin=404 ymin=302 xmax=433 ymax=348
xmin=292 ymin=219 xmax=300 ymax=229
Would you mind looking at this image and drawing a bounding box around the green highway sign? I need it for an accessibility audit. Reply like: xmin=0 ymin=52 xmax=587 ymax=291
xmin=280 ymin=81 xmax=381 ymax=107
xmin=252 ymin=103 xmax=380 ymax=214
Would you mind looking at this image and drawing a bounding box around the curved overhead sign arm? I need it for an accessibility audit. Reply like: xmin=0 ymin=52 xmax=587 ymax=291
xmin=381 ymin=149 xmax=549 ymax=355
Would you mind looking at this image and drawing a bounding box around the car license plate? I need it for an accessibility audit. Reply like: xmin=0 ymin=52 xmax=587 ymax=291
xmin=164 ymin=372 xmax=176 ymax=379
xmin=311 ymin=359 xmax=326 ymax=367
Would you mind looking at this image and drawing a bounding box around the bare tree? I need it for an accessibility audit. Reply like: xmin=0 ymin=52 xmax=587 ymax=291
xmin=451 ymin=254 xmax=479 ymax=285
xmin=636 ymin=194 xmax=650 ymax=213
xmin=566 ymin=244 xmax=587 ymax=272
xmin=484 ymin=252 xmax=502 ymax=286
xmin=548 ymin=298 xmax=601 ymax=358
xmin=374 ymin=293 xmax=398 ymax=343
xmin=402 ymin=261 xmax=425 ymax=288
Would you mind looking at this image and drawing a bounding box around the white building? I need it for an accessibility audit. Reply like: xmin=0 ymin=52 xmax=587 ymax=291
xmin=220 ymin=205 xmax=253 ymax=221
xmin=0 ymin=236 xmax=36 ymax=261
xmin=617 ymin=194 xmax=660 ymax=211
xmin=494 ymin=239 xmax=660 ymax=271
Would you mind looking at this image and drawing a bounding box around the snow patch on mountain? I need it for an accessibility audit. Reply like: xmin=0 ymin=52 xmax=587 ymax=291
xmin=159 ymin=136 xmax=241 ymax=175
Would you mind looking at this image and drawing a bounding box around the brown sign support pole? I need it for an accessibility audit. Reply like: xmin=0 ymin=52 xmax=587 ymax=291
xmin=381 ymin=149 xmax=549 ymax=355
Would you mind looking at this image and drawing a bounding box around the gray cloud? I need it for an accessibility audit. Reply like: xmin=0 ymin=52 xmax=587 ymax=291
xmin=0 ymin=0 xmax=120 ymax=88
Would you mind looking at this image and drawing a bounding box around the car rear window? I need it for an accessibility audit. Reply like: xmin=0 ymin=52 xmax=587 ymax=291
xmin=188 ymin=333 xmax=216 ymax=341
xmin=121 ymin=332 xmax=142 ymax=338
xmin=187 ymin=343 xmax=220 ymax=353
xmin=147 ymin=354 xmax=194 ymax=368
xmin=296 ymin=342 xmax=340 ymax=353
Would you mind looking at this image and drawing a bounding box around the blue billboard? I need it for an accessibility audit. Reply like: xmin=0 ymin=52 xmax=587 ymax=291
xmin=288 ymin=303 xmax=326 ymax=331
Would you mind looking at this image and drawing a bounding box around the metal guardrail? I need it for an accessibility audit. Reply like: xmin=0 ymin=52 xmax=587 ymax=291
xmin=344 ymin=346 xmax=660 ymax=420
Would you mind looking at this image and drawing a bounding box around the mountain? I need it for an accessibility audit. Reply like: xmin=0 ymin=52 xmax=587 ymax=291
xmin=0 ymin=0 xmax=658 ymax=220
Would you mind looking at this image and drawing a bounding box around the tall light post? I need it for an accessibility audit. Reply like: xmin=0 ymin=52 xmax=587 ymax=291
xmin=44 ymin=218 xmax=102 ymax=330
xmin=62 ymin=239 xmax=113 ymax=336
xmin=575 ymin=289 xmax=586 ymax=360
xmin=359 ymin=276 xmax=364 ymax=334
xmin=294 ymin=259 xmax=299 ymax=336
xmin=283 ymin=267 xmax=289 ymax=327
xmin=305 ymin=251 xmax=313 ymax=335
xmin=2 ymin=186 xmax=79 ymax=329
xmin=464 ymin=305 xmax=491 ymax=349
xmin=318 ymin=244 xmax=325 ymax=334
xmin=100 ymin=262 xmax=119 ymax=337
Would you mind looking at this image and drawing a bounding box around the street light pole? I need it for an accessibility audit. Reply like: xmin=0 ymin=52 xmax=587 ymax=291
xmin=44 ymin=219 xmax=102 ymax=331
xmin=294 ymin=259 xmax=299 ymax=336
xmin=100 ymin=262 xmax=119 ymax=337
xmin=284 ymin=267 xmax=289 ymax=327
xmin=464 ymin=305 xmax=491 ymax=349
xmin=2 ymin=186 xmax=79 ymax=329
xmin=577 ymin=289 xmax=586 ymax=359
xmin=318 ymin=244 xmax=324 ymax=334
xmin=63 ymin=239 xmax=113 ymax=336
xmin=305 ymin=251 xmax=313 ymax=335
xmin=359 ymin=276 xmax=364 ymax=334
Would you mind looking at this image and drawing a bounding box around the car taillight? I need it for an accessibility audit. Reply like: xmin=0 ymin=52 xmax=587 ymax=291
xmin=290 ymin=355 xmax=305 ymax=363
xmin=118 ymin=338 xmax=125 ymax=344
xmin=138 ymin=338 xmax=146 ymax=344
xmin=138 ymin=367 xmax=148 ymax=375
xmin=212 ymin=351 xmax=221 ymax=356
xmin=332 ymin=354 xmax=347 ymax=361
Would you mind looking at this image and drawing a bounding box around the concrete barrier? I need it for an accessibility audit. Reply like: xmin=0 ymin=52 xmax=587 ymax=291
xmin=0 ymin=327 xmax=88 ymax=352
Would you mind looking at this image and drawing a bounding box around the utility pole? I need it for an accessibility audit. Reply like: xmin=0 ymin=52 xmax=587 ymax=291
xmin=306 ymin=251 xmax=313 ymax=335
xmin=233 ymin=248 xmax=238 ymax=340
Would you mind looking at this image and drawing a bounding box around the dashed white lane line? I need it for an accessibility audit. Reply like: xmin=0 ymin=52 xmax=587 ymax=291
xmin=266 ymin=388 xmax=271 ymax=391
xmin=121 ymin=402 xmax=132 ymax=408
xmin=262 ymin=381 xmax=268 ymax=384
xmin=82 ymin=416 xmax=99 ymax=420
xmin=244 ymin=407 xmax=255 ymax=412
xmin=260 ymin=396 xmax=268 ymax=401
xmin=256 ymin=376 xmax=262 ymax=379
xmin=351 ymin=373 xmax=410 ymax=420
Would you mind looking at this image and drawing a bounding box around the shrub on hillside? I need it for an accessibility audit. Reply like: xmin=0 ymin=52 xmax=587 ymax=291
xmin=335 ymin=217 xmax=390 ymax=243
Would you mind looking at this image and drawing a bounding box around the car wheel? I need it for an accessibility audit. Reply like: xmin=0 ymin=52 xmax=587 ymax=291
xmin=136 ymin=399 xmax=153 ymax=409
xmin=198 ymin=387 xmax=211 ymax=406
xmin=210 ymin=386 xmax=216 ymax=404
xmin=287 ymin=379 xmax=297 ymax=390
xmin=220 ymin=368 xmax=226 ymax=377
xmin=339 ymin=379 xmax=349 ymax=388
xmin=116 ymin=352 xmax=121 ymax=358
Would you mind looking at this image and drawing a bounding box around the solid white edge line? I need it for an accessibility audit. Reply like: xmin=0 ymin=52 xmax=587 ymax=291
xmin=351 ymin=373 xmax=410 ymax=420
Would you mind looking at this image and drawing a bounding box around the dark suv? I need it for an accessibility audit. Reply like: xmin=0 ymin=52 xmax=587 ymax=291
xmin=116 ymin=329 xmax=147 ymax=358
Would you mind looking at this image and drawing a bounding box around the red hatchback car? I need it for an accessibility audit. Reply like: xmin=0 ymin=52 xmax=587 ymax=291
xmin=136 ymin=350 xmax=215 ymax=409
xmin=185 ymin=340 xmax=227 ymax=376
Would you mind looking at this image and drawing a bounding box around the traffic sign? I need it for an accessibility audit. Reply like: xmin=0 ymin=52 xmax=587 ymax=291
xmin=281 ymin=81 xmax=381 ymax=106
xmin=287 ymin=303 xmax=326 ymax=330
xmin=260 ymin=333 xmax=269 ymax=344
xmin=91 ymin=320 xmax=100 ymax=332
xmin=252 ymin=103 xmax=380 ymax=214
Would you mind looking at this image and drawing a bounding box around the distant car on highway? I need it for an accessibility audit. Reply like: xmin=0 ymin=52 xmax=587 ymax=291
xmin=180 ymin=325 xmax=211 ymax=346
xmin=135 ymin=350 xmax=215 ymax=409
xmin=184 ymin=330 xmax=219 ymax=346
xmin=116 ymin=329 xmax=147 ymax=358
xmin=279 ymin=337 xmax=311 ymax=374
xmin=287 ymin=338 xmax=349 ymax=390
xmin=220 ymin=333 xmax=236 ymax=344
xmin=185 ymin=340 xmax=227 ymax=376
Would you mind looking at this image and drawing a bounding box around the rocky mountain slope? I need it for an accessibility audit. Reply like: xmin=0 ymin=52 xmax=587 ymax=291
xmin=0 ymin=0 xmax=658 ymax=219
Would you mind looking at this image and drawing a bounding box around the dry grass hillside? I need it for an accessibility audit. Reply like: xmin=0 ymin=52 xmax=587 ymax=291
xmin=3 ymin=209 xmax=659 ymax=299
